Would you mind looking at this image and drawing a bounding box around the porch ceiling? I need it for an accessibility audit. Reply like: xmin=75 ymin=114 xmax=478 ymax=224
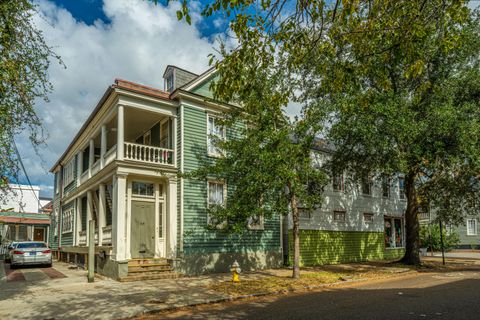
xmin=123 ymin=108 xmax=168 ymax=142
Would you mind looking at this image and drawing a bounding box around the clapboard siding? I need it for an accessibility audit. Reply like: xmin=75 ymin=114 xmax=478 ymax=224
xmin=289 ymin=230 xmax=405 ymax=266
xmin=60 ymin=202 xmax=75 ymax=247
xmin=190 ymin=76 xmax=218 ymax=99
xmin=455 ymin=217 xmax=480 ymax=248
xmin=182 ymin=104 xmax=281 ymax=255
xmin=63 ymin=155 xmax=78 ymax=196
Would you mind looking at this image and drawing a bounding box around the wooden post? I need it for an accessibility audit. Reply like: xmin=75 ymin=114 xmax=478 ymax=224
xmin=439 ymin=220 xmax=445 ymax=266
xmin=88 ymin=219 xmax=95 ymax=283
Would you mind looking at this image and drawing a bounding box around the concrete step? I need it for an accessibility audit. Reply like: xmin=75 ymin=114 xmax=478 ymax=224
xmin=128 ymin=265 xmax=173 ymax=273
xmin=128 ymin=258 xmax=169 ymax=266
xmin=119 ymin=272 xmax=180 ymax=282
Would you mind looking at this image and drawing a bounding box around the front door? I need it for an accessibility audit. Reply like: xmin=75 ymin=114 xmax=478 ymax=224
xmin=131 ymin=201 xmax=155 ymax=258
xmin=33 ymin=228 xmax=45 ymax=241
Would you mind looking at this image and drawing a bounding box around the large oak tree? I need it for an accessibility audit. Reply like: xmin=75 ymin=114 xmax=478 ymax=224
xmin=171 ymin=0 xmax=480 ymax=265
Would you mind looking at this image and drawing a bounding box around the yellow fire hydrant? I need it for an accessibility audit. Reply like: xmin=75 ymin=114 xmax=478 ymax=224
xmin=230 ymin=260 xmax=241 ymax=283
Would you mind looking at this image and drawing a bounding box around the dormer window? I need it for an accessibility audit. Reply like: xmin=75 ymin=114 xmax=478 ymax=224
xmin=165 ymin=73 xmax=174 ymax=92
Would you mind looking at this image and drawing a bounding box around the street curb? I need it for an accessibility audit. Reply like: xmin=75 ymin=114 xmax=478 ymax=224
xmin=135 ymin=269 xmax=417 ymax=317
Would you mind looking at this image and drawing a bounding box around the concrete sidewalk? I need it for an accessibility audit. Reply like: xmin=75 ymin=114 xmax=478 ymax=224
xmin=0 ymin=261 xmax=233 ymax=320
xmin=1 ymin=257 xmax=477 ymax=320
xmin=433 ymin=250 xmax=480 ymax=260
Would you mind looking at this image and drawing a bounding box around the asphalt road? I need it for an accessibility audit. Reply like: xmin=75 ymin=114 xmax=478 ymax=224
xmin=158 ymin=270 xmax=480 ymax=320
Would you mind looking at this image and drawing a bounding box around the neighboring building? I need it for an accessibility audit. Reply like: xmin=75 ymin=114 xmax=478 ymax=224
xmin=286 ymin=147 xmax=407 ymax=266
xmin=2 ymin=184 xmax=42 ymax=213
xmin=0 ymin=184 xmax=51 ymax=243
xmin=49 ymin=66 xmax=282 ymax=280
xmin=420 ymin=212 xmax=480 ymax=249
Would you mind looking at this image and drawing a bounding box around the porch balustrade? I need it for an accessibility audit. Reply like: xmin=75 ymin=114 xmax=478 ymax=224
xmin=104 ymin=145 xmax=117 ymax=166
xmin=78 ymin=229 xmax=100 ymax=246
xmin=91 ymin=160 xmax=101 ymax=176
xmin=79 ymin=231 xmax=86 ymax=246
xmin=124 ymin=142 xmax=174 ymax=165
xmin=102 ymin=225 xmax=112 ymax=245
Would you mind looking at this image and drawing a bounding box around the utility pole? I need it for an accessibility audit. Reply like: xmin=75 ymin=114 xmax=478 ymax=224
xmin=439 ymin=220 xmax=445 ymax=266
xmin=88 ymin=219 xmax=95 ymax=282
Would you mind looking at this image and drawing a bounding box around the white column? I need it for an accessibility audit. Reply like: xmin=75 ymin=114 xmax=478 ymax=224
xmin=100 ymin=124 xmax=107 ymax=168
xmin=166 ymin=176 xmax=177 ymax=259
xmin=125 ymin=180 xmax=132 ymax=260
xmin=86 ymin=191 xmax=93 ymax=246
xmin=88 ymin=139 xmax=94 ymax=178
xmin=112 ymin=174 xmax=127 ymax=261
xmin=77 ymin=151 xmax=83 ymax=185
xmin=98 ymin=184 xmax=106 ymax=246
xmin=117 ymin=105 xmax=124 ymax=161
xmin=172 ymin=117 xmax=177 ymax=167
xmin=76 ymin=197 xmax=82 ymax=245
xmin=46 ymin=226 xmax=50 ymax=245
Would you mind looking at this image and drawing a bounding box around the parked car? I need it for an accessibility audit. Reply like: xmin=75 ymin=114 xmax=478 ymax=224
xmin=4 ymin=242 xmax=18 ymax=263
xmin=10 ymin=242 xmax=52 ymax=268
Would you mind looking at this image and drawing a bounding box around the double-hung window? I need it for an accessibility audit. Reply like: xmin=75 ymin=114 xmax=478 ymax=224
xmin=333 ymin=210 xmax=346 ymax=222
xmin=361 ymin=177 xmax=372 ymax=196
xmin=332 ymin=174 xmax=344 ymax=192
xmin=382 ymin=175 xmax=390 ymax=198
xmin=207 ymin=115 xmax=225 ymax=156
xmin=63 ymin=158 xmax=75 ymax=187
xmin=62 ymin=208 xmax=74 ymax=233
xmin=467 ymin=219 xmax=477 ymax=236
xmin=398 ymin=177 xmax=406 ymax=200
xmin=208 ymin=181 xmax=225 ymax=226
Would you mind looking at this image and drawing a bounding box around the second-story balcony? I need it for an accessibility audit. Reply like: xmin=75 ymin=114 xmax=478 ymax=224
xmin=78 ymin=105 xmax=176 ymax=185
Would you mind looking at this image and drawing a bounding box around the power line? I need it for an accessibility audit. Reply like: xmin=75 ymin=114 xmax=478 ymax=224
xmin=13 ymin=140 xmax=43 ymax=211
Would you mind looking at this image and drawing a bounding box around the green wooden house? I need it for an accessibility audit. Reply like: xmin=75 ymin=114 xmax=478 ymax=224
xmin=49 ymin=66 xmax=282 ymax=280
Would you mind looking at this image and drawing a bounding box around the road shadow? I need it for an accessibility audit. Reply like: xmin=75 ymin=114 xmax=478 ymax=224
xmin=157 ymin=276 xmax=480 ymax=320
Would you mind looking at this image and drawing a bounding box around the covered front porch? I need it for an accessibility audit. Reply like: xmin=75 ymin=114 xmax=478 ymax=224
xmin=72 ymin=170 xmax=177 ymax=279
xmin=77 ymin=104 xmax=177 ymax=187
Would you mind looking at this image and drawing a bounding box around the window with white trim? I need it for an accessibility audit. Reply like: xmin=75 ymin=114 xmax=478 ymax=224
xmin=467 ymin=219 xmax=477 ymax=236
xmin=363 ymin=213 xmax=374 ymax=223
xmin=398 ymin=177 xmax=406 ymax=200
xmin=382 ymin=175 xmax=390 ymax=198
xmin=361 ymin=177 xmax=372 ymax=196
xmin=132 ymin=181 xmax=154 ymax=197
xmin=384 ymin=217 xmax=404 ymax=248
xmin=248 ymin=215 xmax=264 ymax=230
xmin=165 ymin=74 xmax=174 ymax=92
xmin=332 ymin=174 xmax=344 ymax=192
xmin=207 ymin=115 xmax=226 ymax=156
xmin=63 ymin=158 xmax=75 ymax=187
xmin=333 ymin=210 xmax=346 ymax=222
xmin=62 ymin=208 xmax=74 ymax=233
xmin=207 ymin=180 xmax=226 ymax=226
xmin=299 ymin=208 xmax=312 ymax=220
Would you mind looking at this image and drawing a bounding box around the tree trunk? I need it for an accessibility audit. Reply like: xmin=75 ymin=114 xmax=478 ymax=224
xmin=290 ymin=192 xmax=301 ymax=279
xmin=401 ymin=171 xmax=421 ymax=265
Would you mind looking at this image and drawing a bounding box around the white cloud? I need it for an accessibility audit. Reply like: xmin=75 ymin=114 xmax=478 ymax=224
xmin=16 ymin=0 xmax=217 ymax=197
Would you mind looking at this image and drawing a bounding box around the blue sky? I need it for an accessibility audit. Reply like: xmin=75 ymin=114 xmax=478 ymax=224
xmin=15 ymin=0 xmax=480 ymax=198
xmin=50 ymin=0 xmax=224 ymax=37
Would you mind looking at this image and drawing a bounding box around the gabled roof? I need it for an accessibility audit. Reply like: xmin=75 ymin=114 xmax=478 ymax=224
xmin=162 ymin=65 xmax=199 ymax=78
xmin=179 ymin=67 xmax=216 ymax=92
